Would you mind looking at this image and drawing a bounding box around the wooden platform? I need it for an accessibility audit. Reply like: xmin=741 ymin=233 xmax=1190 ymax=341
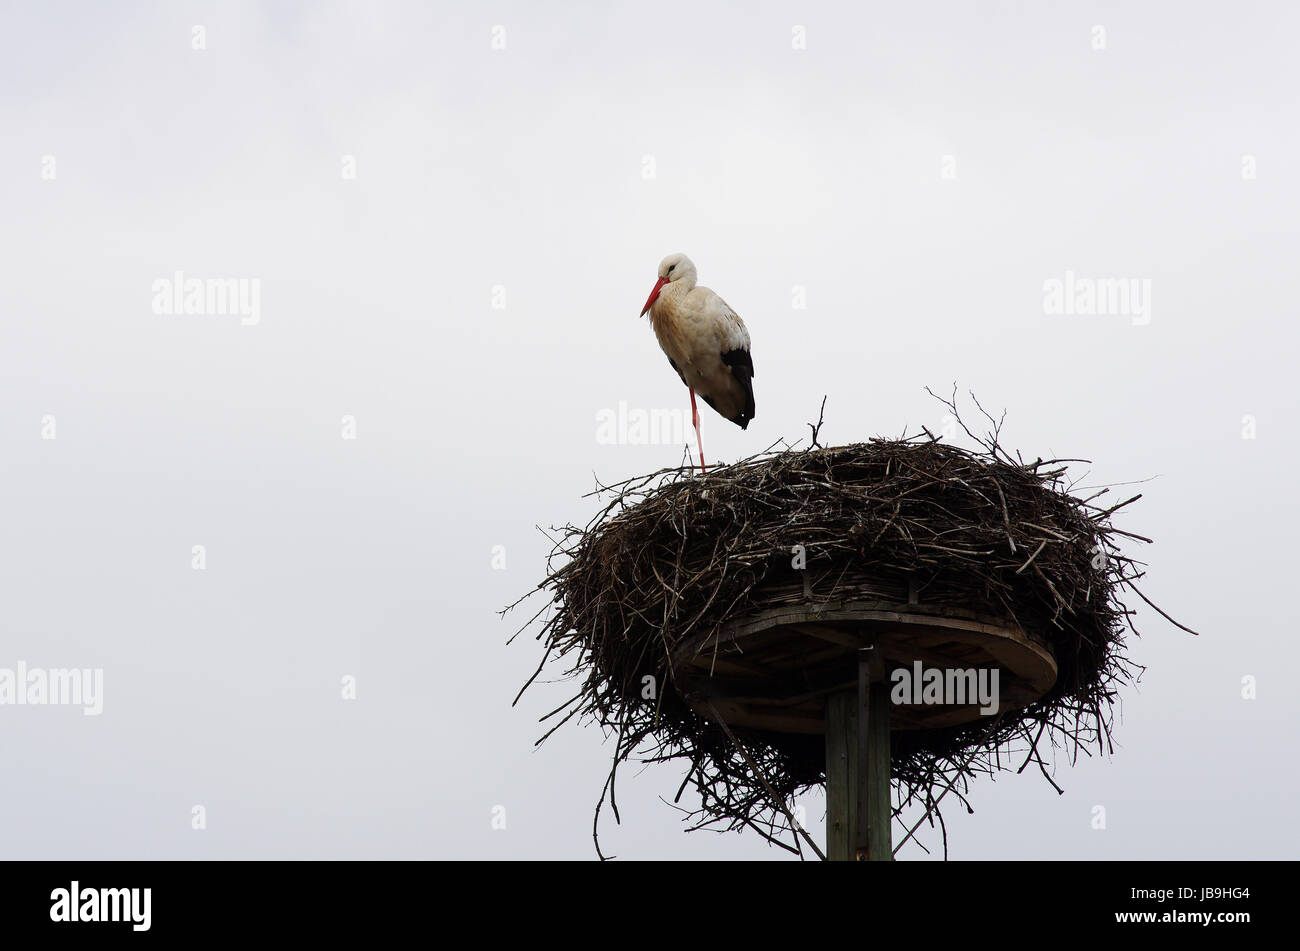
xmin=672 ymin=599 xmax=1057 ymax=734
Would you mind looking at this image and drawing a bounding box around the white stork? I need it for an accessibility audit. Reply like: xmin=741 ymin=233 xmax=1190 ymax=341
xmin=639 ymin=253 xmax=755 ymax=473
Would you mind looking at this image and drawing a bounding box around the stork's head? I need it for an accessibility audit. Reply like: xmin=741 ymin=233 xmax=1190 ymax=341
xmin=640 ymin=253 xmax=697 ymax=316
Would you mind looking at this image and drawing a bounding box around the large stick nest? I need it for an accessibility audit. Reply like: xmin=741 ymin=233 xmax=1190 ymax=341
xmin=509 ymin=397 xmax=1191 ymax=859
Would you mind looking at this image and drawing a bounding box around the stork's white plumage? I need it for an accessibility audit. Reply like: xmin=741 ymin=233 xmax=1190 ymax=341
xmin=639 ymin=253 xmax=755 ymax=473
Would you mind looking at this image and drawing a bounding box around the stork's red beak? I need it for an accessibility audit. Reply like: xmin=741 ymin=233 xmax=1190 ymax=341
xmin=640 ymin=276 xmax=669 ymax=317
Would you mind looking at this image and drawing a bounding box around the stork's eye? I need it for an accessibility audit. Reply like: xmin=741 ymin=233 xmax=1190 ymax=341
xmin=667 ymin=265 xmax=675 ymax=274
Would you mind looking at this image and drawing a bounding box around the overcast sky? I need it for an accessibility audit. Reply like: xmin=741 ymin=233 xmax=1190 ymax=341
xmin=2 ymin=0 xmax=1297 ymax=860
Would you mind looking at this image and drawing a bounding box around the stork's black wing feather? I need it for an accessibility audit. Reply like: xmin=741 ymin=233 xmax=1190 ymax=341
xmin=720 ymin=348 xmax=756 ymax=430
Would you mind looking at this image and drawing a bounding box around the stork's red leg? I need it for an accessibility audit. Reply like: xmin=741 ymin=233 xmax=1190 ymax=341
xmin=688 ymin=387 xmax=706 ymax=474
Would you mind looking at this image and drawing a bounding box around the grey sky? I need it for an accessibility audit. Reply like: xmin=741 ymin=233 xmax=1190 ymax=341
xmin=1 ymin=1 xmax=1296 ymax=859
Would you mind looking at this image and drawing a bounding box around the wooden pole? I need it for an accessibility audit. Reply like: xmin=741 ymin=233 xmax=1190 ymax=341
xmin=825 ymin=647 xmax=891 ymax=861
xmin=863 ymin=660 xmax=892 ymax=861
xmin=825 ymin=690 xmax=855 ymax=860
